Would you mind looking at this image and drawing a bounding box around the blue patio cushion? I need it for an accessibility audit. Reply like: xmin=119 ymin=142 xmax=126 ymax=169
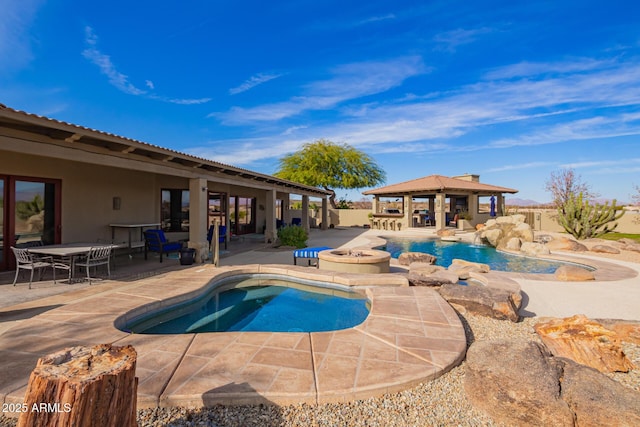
xmin=293 ymin=246 xmax=332 ymax=258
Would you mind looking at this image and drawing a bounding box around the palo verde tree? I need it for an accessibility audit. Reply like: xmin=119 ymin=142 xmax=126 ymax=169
xmin=557 ymin=192 xmax=623 ymax=239
xmin=274 ymin=139 xmax=386 ymax=208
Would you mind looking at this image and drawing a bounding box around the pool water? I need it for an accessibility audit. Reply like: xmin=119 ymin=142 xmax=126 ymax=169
xmin=131 ymin=284 xmax=369 ymax=334
xmin=382 ymin=238 xmax=571 ymax=274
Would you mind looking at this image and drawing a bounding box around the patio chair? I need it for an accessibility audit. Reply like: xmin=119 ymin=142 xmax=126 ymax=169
xmin=207 ymin=225 xmax=227 ymax=250
xmin=75 ymin=246 xmax=112 ymax=284
xmin=11 ymin=246 xmax=55 ymax=289
xmin=143 ymin=229 xmax=183 ymax=262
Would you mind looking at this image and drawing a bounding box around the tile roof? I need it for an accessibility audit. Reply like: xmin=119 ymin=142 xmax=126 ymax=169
xmin=363 ymin=174 xmax=518 ymax=195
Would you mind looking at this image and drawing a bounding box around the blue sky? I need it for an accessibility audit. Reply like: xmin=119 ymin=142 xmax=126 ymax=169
xmin=2 ymin=0 xmax=640 ymax=203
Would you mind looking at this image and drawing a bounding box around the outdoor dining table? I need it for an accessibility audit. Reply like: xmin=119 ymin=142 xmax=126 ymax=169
xmin=28 ymin=243 xmax=114 ymax=283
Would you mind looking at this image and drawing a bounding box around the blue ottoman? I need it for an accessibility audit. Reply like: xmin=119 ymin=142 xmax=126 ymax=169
xmin=293 ymin=246 xmax=332 ymax=266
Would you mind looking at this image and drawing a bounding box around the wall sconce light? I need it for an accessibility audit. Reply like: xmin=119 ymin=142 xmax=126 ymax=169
xmin=202 ymin=187 xmax=207 ymax=192
xmin=112 ymin=196 xmax=121 ymax=210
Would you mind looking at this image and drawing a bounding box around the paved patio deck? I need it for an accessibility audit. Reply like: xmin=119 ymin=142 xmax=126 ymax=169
xmin=1 ymin=226 xmax=639 ymax=414
xmin=0 ymin=263 xmax=466 ymax=411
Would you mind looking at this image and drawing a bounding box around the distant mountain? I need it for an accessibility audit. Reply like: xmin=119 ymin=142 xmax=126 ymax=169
xmin=505 ymin=198 xmax=546 ymax=207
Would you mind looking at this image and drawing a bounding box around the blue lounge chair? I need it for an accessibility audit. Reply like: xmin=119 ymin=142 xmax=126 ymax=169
xmin=143 ymin=229 xmax=183 ymax=262
xmin=207 ymin=225 xmax=227 ymax=250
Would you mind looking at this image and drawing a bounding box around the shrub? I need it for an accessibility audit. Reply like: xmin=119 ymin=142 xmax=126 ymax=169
xmin=277 ymin=225 xmax=308 ymax=248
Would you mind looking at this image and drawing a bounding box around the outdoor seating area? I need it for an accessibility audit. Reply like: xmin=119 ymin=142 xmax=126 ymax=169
xmin=143 ymin=230 xmax=184 ymax=263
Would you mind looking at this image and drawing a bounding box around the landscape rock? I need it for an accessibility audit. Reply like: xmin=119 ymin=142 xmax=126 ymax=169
xmin=520 ymin=241 xmax=551 ymax=257
xmin=450 ymin=259 xmax=490 ymax=272
xmin=464 ymin=340 xmax=574 ymax=427
xmin=436 ymin=228 xmax=456 ymax=237
xmin=623 ymin=242 xmax=640 ymax=253
xmin=398 ymin=252 xmax=437 ymax=266
xmin=406 ymin=271 xmax=457 ymax=287
xmin=554 ymin=265 xmax=595 ymax=281
xmin=560 ymin=358 xmax=640 ymax=426
xmin=590 ymin=244 xmax=620 ymax=254
xmin=465 ymin=339 xmax=640 ymax=427
xmin=597 ymin=320 xmax=640 ymax=345
xmin=534 ymin=315 xmax=634 ymax=373
xmin=545 ymin=236 xmax=588 ymax=252
xmin=438 ymin=283 xmax=520 ymax=322
xmin=408 ymin=263 xmax=444 ymax=274
xmin=504 ymin=237 xmax=522 ymax=251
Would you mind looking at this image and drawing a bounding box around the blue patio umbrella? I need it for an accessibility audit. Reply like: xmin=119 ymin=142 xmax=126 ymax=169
xmin=490 ymin=196 xmax=496 ymax=217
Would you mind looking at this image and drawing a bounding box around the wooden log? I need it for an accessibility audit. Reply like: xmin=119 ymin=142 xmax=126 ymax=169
xmin=17 ymin=344 xmax=138 ymax=427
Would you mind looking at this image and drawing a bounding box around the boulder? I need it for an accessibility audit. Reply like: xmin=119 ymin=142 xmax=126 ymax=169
xmin=464 ymin=340 xmax=574 ymax=427
xmin=409 ymin=263 xmax=444 ymax=274
xmin=406 ymin=271 xmax=458 ymax=287
xmin=481 ymin=228 xmax=502 ymax=247
xmin=398 ymin=252 xmax=437 ymax=266
xmin=623 ymin=242 xmax=640 ymax=253
xmin=465 ymin=339 xmax=640 ymax=427
xmin=534 ymin=315 xmax=634 ymax=373
xmin=554 ymin=265 xmax=595 ymax=281
xmin=504 ymin=237 xmax=522 ymax=251
xmin=450 ymin=259 xmax=491 ymax=272
xmin=475 ymin=223 xmax=485 ymax=231
xmin=560 ymin=358 xmax=640 ymax=426
xmin=520 ymin=242 xmax=551 ymax=257
xmin=478 ymin=215 xmax=534 ymax=250
xmin=436 ymin=228 xmax=456 ymax=237
xmin=546 ymin=236 xmax=588 ymax=252
xmin=438 ymin=283 xmax=520 ymax=322
xmin=590 ymin=244 xmax=620 ymax=254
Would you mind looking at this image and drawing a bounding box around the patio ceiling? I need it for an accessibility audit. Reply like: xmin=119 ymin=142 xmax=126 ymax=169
xmin=363 ymin=174 xmax=518 ymax=197
xmin=0 ymin=103 xmax=330 ymax=198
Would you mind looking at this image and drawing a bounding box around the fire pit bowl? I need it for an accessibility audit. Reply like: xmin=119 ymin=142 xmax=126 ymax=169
xmin=318 ymin=249 xmax=390 ymax=274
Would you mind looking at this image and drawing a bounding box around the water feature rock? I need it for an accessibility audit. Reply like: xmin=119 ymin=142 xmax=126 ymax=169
xmin=554 ymin=265 xmax=595 ymax=281
xmin=477 ymin=215 xmax=534 ymax=251
xmin=409 ymin=263 xmax=444 ymax=274
xmin=436 ymin=228 xmax=456 ymax=237
xmin=534 ymin=315 xmax=634 ymax=373
xmin=464 ymin=340 xmax=574 ymax=427
xmin=438 ymin=283 xmax=520 ymax=322
xmin=520 ymin=242 xmax=551 ymax=256
xmin=398 ymin=252 xmax=437 ymax=265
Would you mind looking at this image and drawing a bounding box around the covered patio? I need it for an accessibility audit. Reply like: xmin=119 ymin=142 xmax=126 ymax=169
xmin=0 ymin=104 xmax=330 ymax=272
xmin=363 ymin=174 xmax=518 ymax=231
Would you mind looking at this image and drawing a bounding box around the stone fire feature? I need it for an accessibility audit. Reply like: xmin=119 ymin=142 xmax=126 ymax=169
xmin=318 ymin=249 xmax=390 ymax=274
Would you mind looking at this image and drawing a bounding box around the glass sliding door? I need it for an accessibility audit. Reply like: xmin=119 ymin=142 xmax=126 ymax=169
xmin=208 ymin=192 xmax=227 ymax=228
xmin=229 ymin=196 xmax=256 ymax=235
xmin=0 ymin=177 xmax=4 ymax=270
xmin=1 ymin=176 xmax=61 ymax=271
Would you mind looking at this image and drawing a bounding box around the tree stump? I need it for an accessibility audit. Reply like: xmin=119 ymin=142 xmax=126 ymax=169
xmin=17 ymin=344 xmax=138 ymax=427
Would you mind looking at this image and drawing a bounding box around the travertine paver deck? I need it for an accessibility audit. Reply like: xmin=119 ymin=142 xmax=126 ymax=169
xmin=0 ymin=264 xmax=467 ymax=411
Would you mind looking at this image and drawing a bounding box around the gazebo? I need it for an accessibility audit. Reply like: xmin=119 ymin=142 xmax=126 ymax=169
xmin=363 ymin=174 xmax=518 ymax=231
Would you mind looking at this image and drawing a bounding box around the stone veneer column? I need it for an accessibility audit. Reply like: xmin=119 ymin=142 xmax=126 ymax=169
xmin=265 ymin=189 xmax=277 ymax=243
xmin=188 ymin=178 xmax=209 ymax=263
xmin=404 ymin=195 xmax=413 ymax=228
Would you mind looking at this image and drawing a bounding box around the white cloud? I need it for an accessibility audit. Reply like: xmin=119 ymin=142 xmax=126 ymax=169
xmin=433 ymin=27 xmax=494 ymax=52
xmin=82 ymin=26 xmax=146 ymax=95
xmin=214 ymin=56 xmax=426 ymax=124
xmin=229 ymin=73 xmax=283 ymax=95
xmin=0 ymin=0 xmax=44 ymax=73
xmin=82 ymin=26 xmax=212 ymax=105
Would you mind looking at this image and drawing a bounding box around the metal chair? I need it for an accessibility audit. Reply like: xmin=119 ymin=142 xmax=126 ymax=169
xmin=75 ymin=246 xmax=112 ymax=284
xmin=11 ymin=246 xmax=55 ymax=289
xmin=143 ymin=229 xmax=183 ymax=262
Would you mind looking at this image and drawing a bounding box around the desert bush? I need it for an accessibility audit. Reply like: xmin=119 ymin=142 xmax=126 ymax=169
xmin=277 ymin=225 xmax=308 ymax=248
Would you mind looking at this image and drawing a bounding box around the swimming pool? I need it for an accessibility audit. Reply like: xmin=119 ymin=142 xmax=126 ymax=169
xmin=122 ymin=275 xmax=370 ymax=334
xmin=381 ymin=237 xmax=578 ymax=274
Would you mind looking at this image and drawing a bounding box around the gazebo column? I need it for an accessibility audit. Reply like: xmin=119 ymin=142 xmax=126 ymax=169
xmin=428 ymin=198 xmax=435 ymax=225
xmin=468 ymin=194 xmax=478 ymax=224
xmin=282 ymin=193 xmax=291 ymax=224
xmin=372 ymin=196 xmax=379 ymax=214
xmin=404 ymin=196 xmax=412 ymax=229
xmin=497 ymin=193 xmax=505 ymax=216
xmin=435 ymin=193 xmax=446 ymax=230
xmin=321 ymin=197 xmax=328 ymax=230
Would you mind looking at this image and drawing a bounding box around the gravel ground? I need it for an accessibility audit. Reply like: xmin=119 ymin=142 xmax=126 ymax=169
xmin=2 ymin=314 xmax=637 ymax=427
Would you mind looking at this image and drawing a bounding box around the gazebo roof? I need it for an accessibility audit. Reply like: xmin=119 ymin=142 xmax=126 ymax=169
xmin=363 ymin=174 xmax=518 ymax=196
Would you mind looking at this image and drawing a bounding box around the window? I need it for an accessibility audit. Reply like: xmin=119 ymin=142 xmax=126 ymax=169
xmin=161 ymin=189 xmax=189 ymax=232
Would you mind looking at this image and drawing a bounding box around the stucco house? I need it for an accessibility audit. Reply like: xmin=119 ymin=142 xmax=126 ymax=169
xmin=0 ymin=104 xmax=330 ymax=271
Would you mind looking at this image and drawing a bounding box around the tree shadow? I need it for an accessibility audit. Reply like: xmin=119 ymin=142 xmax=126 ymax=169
xmin=0 ymin=305 xmax=63 ymax=323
